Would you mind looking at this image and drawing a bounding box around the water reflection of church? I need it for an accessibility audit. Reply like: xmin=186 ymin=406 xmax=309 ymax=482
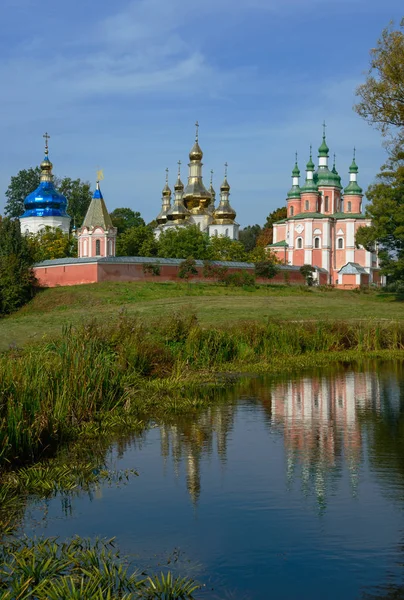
xmin=160 ymin=371 xmax=384 ymax=508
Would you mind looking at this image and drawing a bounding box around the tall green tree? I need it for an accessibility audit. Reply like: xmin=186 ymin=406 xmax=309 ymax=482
xmin=256 ymin=207 xmax=287 ymax=247
xmin=0 ymin=217 xmax=36 ymax=315
xmin=58 ymin=178 xmax=92 ymax=228
xmin=355 ymin=20 xmax=404 ymax=136
xmin=239 ymin=224 xmax=262 ymax=252
xmin=110 ymin=208 xmax=145 ymax=234
xmin=356 ymin=145 xmax=404 ymax=281
xmin=117 ymin=225 xmax=158 ymax=257
xmin=4 ymin=167 xmax=41 ymax=218
xmin=208 ymin=235 xmax=248 ymax=262
xmin=158 ymin=225 xmax=210 ymax=259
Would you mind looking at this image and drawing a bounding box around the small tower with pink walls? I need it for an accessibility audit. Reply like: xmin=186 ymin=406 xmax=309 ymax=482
xmin=77 ymin=178 xmax=117 ymax=258
xmin=286 ymin=154 xmax=302 ymax=218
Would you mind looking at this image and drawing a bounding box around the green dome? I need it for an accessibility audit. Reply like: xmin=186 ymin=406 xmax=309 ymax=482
xmin=301 ymin=178 xmax=318 ymax=193
xmin=287 ymin=185 xmax=301 ymax=199
xmin=315 ymin=167 xmax=342 ymax=189
xmin=344 ymin=180 xmax=363 ymax=195
xmin=318 ymin=135 xmax=329 ymax=157
xmin=306 ymin=155 xmax=315 ymax=170
xmin=292 ymin=162 xmax=300 ymax=177
xmin=349 ymin=158 xmax=359 ymax=174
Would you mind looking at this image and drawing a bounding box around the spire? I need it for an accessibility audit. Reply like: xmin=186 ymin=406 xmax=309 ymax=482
xmin=301 ymin=146 xmax=318 ymax=193
xmin=82 ymin=178 xmax=114 ymax=230
xmin=40 ymin=131 xmax=54 ymax=182
xmin=174 ymin=160 xmax=184 ymax=191
xmin=318 ymin=121 xmax=329 ymax=158
xmin=167 ymin=160 xmax=190 ymax=223
xmin=213 ymin=163 xmax=236 ymax=224
xmin=288 ymin=154 xmax=301 ymax=199
xmin=344 ymin=148 xmax=363 ymax=196
xmin=156 ymin=168 xmax=172 ymax=225
xmin=189 ymin=121 xmax=203 ymax=161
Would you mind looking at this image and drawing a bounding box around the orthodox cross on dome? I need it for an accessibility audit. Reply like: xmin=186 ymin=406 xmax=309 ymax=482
xmin=224 ymin=162 xmax=228 ymax=177
xmin=210 ymin=169 xmax=214 ymax=185
xmin=43 ymin=132 xmax=50 ymax=155
xmin=177 ymin=160 xmax=181 ymax=176
xmin=295 ymin=151 xmax=298 ymax=163
xmin=353 ymin=147 xmax=356 ymax=159
xmin=322 ymin=120 xmax=327 ymax=137
xmin=165 ymin=167 xmax=169 ymax=183
xmin=310 ymin=144 xmax=312 ymax=157
xmin=195 ymin=121 xmax=199 ymax=142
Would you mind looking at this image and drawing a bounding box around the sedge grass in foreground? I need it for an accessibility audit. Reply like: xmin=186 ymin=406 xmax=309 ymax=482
xmin=1 ymin=311 xmax=404 ymax=469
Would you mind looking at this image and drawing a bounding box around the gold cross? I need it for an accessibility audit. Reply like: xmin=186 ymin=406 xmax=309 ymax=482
xmin=195 ymin=121 xmax=199 ymax=141
xmin=43 ymin=132 xmax=50 ymax=154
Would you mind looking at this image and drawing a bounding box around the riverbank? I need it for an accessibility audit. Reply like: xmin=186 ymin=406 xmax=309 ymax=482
xmin=2 ymin=310 xmax=404 ymax=470
xmin=0 ymin=281 xmax=402 ymax=351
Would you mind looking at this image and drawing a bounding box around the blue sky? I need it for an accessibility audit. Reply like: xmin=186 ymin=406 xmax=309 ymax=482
xmin=0 ymin=0 xmax=402 ymax=226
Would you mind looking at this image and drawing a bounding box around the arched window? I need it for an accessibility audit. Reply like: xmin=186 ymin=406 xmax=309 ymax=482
xmin=290 ymin=206 xmax=294 ymax=216
xmin=347 ymin=201 xmax=352 ymax=212
xmin=325 ymin=196 xmax=329 ymax=212
xmin=314 ymin=237 xmax=320 ymax=249
xmin=214 ymin=229 xmax=218 ymax=236
xmin=337 ymin=237 xmax=344 ymax=249
xmin=95 ymin=239 xmax=101 ymax=256
xmin=225 ymin=228 xmax=229 ymax=237
xmin=296 ymin=237 xmax=303 ymax=249
xmin=305 ymin=200 xmax=309 ymax=210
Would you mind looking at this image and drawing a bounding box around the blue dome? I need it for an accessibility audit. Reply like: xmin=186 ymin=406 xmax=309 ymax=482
xmin=20 ymin=155 xmax=70 ymax=219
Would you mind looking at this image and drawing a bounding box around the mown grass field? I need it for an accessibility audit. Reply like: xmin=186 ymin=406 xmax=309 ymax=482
xmin=0 ymin=281 xmax=403 ymax=351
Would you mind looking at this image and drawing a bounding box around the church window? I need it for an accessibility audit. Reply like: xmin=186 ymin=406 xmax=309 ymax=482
xmin=305 ymin=200 xmax=309 ymax=210
xmin=314 ymin=237 xmax=320 ymax=249
xmin=214 ymin=229 xmax=218 ymax=236
xmin=325 ymin=196 xmax=329 ymax=212
xmin=337 ymin=237 xmax=344 ymax=249
xmin=296 ymin=237 xmax=303 ymax=249
xmin=225 ymin=228 xmax=229 ymax=237
xmin=290 ymin=206 xmax=294 ymax=216
xmin=347 ymin=201 xmax=352 ymax=212
xmin=95 ymin=239 xmax=101 ymax=256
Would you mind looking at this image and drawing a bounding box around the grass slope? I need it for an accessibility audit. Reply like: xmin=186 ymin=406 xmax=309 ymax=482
xmin=0 ymin=281 xmax=402 ymax=351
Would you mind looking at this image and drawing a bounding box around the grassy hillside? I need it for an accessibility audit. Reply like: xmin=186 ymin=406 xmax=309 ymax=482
xmin=0 ymin=281 xmax=402 ymax=352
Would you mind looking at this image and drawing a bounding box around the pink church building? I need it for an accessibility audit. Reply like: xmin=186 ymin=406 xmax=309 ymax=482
xmin=77 ymin=180 xmax=117 ymax=259
xmin=269 ymin=131 xmax=382 ymax=288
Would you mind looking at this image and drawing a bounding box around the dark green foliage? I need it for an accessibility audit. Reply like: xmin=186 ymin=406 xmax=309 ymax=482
xmin=356 ymin=145 xmax=404 ymax=282
xmin=0 ymin=537 xmax=200 ymax=599
xmin=57 ymin=178 xmax=92 ymax=228
xmin=110 ymin=208 xmax=145 ymax=233
xmin=0 ymin=218 xmax=36 ymax=315
xmin=158 ymin=225 xmax=210 ymax=259
xmin=239 ymin=224 xmax=262 ymax=252
xmin=255 ymin=260 xmax=280 ymax=280
xmin=4 ymin=167 xmax=41 ymax=218
xmin=208 ymin=235 xmax=248 ymax=261
xmin=117 ymin=225 xmax=158 ymax=257
xmin=142 ymin=263 xmax=161 ymax=276
xmin=178 ymin=258 xmax=198 ymax=280
xmin=222 ymin=270 xmax=256 ymax=287
xmin=300 ymin=264 xmax=316 ymax=286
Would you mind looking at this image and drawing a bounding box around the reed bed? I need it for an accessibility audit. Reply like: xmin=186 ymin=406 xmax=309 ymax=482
xmin=1 ymin=312 xmax=404 ymax=469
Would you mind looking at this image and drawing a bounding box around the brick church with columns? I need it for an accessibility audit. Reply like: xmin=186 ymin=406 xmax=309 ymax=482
xmin=269 ymin=128 xmax=382 ymax=287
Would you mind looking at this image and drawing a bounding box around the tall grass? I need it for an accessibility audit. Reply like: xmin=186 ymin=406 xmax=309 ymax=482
xmin=1 ymin=312 xmax=404 ymax=468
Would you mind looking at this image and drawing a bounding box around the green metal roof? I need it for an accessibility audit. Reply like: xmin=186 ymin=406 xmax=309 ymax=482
xmin=291 ymin=212 xmax=331 ymax=220
xmin=332 ymin=212 xmax=365 ymax=219
xmin=269 ymin=240 xmax=289 ymax=247
xmin=344 ymin=181 xmax=363 ymax=195
xmin=287 ymin=185 xmax=301 ymax=199
xmin=318 ymin=136 xmax=329 ymax=157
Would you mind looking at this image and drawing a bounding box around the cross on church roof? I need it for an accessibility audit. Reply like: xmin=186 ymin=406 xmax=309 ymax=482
xmin=322 ymin=121 xmax=327 ymax=137
xmin=177 ymin=160 xmax=181 ymax=176
xmin=224 ymin=162 xmax=228 ymax=177
xmin=43 ymin=132 xmax=50 ymax=155
xmin=195 ymin=121 xmax=199 ymax=142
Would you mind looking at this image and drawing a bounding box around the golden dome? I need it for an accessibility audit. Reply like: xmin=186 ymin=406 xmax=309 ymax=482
xmin=189 ymin=141 xmax=203 ymax=161
xmin=162 ymin=167 xmax=172 ymax=197
xmin=174 ymin=160 xmax=184 ymax=191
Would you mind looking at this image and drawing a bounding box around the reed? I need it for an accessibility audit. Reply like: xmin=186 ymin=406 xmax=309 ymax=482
xmin=1 ymin=312 xmax=404 ymax=469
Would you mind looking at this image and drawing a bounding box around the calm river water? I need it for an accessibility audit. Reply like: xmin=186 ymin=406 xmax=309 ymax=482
xmin=22 ymin=362 xmax=404 ymax=599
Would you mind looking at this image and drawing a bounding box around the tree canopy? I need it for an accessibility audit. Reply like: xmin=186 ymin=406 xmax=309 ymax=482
xmin=27 ymin=227 xmax=77 ymax=263
xmin=356 ymin=145 xmax=404 ymax=281
xmin=110 ymin=208 xmax=145 ymax=233
xmin=256 ymin=207 xmax=287 ymax=247
xmin=0 ymin=217 xmax=36 ymax=315
xmin=4 ymin=167 xmax=41 ymax=218
xmin=58 ymin=178 xmax=92 ymax=228
xmin=239 ymin=225 xmax=262 ymax=252
xmin=158 ymin=225 xmax=210 ymax=260
xmin=116 ymin=225 xmax=158 ymax=257
xmin=355 ymin=20 xmax=404 ymax=136
xmin=208 ymin=235 xmax=248 ymax=262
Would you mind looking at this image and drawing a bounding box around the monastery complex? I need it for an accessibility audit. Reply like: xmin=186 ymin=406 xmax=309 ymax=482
xmin=19 ymin=126 xmax=382 ymax=289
